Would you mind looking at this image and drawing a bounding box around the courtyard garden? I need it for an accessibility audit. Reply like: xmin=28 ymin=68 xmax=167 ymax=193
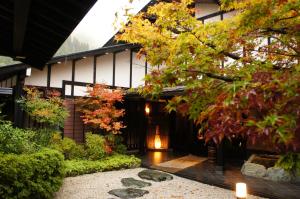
xmin=0 ymin=86 xmax=140 ymax=198
xmin=0 ymin=0 xmax=300 ymax=198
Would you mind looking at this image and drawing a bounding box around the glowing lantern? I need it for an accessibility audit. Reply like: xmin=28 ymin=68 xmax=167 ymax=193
xmin=236 ymin=183 xmax=247 ymax=199
xmin=145 ymin=104 xmax=150 ymax=115
xmin=154 ymin=125 xmax=162 ymax=149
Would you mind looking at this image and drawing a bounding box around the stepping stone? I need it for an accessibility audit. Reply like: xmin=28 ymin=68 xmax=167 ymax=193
xmin=121 ymin=177 xmax=151 ymax=188
xmin=138 ymin=169 xmax=173 ymax=182
xmin=108 ymin=188 xmax=149 ymax=199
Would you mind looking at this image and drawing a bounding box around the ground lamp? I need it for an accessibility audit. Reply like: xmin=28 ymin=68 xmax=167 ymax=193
xmin=236 ymin=182 xmax=247 ymax=199
xmin=154 ymin=125 xmax=162 ymax=149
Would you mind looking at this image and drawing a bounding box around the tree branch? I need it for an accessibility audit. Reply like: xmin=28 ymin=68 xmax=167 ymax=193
xmin=185 ymin=69 xmax=241 ymax=82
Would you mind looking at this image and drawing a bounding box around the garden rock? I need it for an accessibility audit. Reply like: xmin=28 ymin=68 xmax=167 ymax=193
xmin=121 ymin=178 xmax=151 ymax=188
xmin=265 ymin=167 xmax=292 ymax=182
xmin=241 ymin=162 xmax=267 ymax=178
xmin=108 ymin=188 xmax=149 ymax=198
xmin=138 ymin=169 xmax=173 ymax=182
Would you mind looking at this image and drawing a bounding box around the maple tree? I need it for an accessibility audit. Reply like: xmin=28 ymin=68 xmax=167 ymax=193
xmin=117 ymin=0 xmax=300 ymax=160
xmin=77 ymin=84 xmax=125 ymax=134
xmin=19 ymin=87 xmax=69 ymax=127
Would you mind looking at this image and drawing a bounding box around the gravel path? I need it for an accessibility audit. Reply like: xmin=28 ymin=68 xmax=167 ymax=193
xmin=55 ymin=168 xmax=267 ymax=199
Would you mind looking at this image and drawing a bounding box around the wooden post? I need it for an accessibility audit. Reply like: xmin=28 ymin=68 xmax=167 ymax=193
xmin=139 ymin=98 xmax=147 ymax=154
xmin=13 ymin=71 xmax=26 ymax=128
xmin=216 ymin=140 xmax=225 ymax=172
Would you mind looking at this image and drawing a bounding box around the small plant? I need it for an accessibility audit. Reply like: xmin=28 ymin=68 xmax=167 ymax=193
xmin=0 ymin=149 xmax=65 ymax=199
xmin=0 ymin=120 xmax=38 ymax=154
xmin=77 ymin=84 xmax=125 ymax=134
xmin=105 ymin=134 xmax=127 ymax=154
xmin=276 ymin=153 xmax=300 ymax=175
xmin=64 ymin=154 xmax=141 ymax=177
xmin=50 ymin=133 xmax=85 ymax=160
xmin=85 ymin=133 xmax=111 ymax=160
xmin=19 ymin=87 xmax=69 ymax=128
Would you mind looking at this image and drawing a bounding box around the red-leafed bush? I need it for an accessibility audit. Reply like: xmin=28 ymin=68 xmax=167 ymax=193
xmin=77 ymin=84 xmax=125 ymax=134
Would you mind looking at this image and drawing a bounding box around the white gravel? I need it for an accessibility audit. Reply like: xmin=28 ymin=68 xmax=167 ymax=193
xmin=55 ymin=168 xmax=267 ymax=199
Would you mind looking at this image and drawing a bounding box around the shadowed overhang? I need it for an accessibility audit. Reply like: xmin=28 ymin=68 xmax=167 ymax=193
xmin=0 ymin=0 xmax=97 ymax=70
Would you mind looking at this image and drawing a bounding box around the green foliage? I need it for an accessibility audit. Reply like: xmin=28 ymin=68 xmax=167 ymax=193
xmin=105 ymin=134 xmax=127 ymax=154
xmin=85 ymin=133 xmax=109 ymax=160
xmin=64 ymin=154 xmax=141 ymax=177
xmin=118 ymin=0 xmax=300 ymax=153
xmin=276 ymin=153 xmax=300 ymax=175
xmin=0 ymin=121 xmax=38 ymax=154
xmin=50 ymin=133 xmax=85 ymax=160
xmin=0 ymin=149 xmax=65 ymax=199
xmin=32 ymin=128 xmax=57 ymax=147
xmin=19 ymin=87 xmax=69 ymax=128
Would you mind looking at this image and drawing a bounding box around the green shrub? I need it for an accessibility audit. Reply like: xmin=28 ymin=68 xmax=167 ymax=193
xmin=0 ymin=121 xmax=38 ymax=154
xmin=85 ymin=133 xmax=108 ymax=160
xmin=0 ymin=149 xmax=65 ymax=199
xmin=33 ymin=128 xmax=57 ymax=147
xmin=276 ymin=153 xmax=300 ymax=175
xmin=50 ymin=133 xmax=85 ymax=160
xmin=64 ymin=154 xmax=141 ymax=176
xmin=105 ymin=134 xmax=127 ymax=154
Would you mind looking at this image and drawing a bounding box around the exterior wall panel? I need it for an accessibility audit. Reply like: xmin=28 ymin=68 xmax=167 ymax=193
xmin=50 ymin=61 xmax=72 ymax=88
xmin=75 ymin=57 xmax=93 ymax=83
xmin=115 ymin=51 xmax=130 ymax=87
xmin=132 ymin=53 xmax=145 ymax=88
xmin=195 ymin=2 xmax=219 ymax=18
xmin=25 ymin=67 xmax=47 ymax=87
xmin=96 ymin=54 xmax=113 ymax=85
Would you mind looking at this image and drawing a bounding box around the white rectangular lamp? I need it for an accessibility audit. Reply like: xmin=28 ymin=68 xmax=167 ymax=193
xmin=236 ymin=183 xmax=247 ymax=199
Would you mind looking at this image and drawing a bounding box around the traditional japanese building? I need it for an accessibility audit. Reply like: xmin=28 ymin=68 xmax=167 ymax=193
xmin=0 ymin=0 xmax=256 ymax=166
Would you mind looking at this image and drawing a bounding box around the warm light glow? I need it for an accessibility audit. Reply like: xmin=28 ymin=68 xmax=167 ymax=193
xmin=145 ymin=105 xmax=150 ymax=115
xmin=236 ymin=183 xmax=247 ymax=199
xmin=153 ymin=151 xmax=162 ymax=164
xmin=154 ymin=134 xmax=162 ymax=149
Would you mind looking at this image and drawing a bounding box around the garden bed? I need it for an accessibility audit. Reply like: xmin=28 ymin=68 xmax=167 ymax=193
xmin=64 ymin=154 xmax=141 ymax=177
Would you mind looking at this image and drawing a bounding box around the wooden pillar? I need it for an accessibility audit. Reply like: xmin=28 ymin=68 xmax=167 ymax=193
xmin=139 ymin=99 xmax=147 ymax=154
xmin=216 ymin=140 xmax=225 ymax=171
xmin=13 ymin=71 xmax=25 ymax=128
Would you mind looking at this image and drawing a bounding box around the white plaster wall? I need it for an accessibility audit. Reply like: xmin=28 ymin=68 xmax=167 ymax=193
xmin=50 ymin=61 xmax=72 ymax=88
xmin=195 ymin=2 xmax=219 ymax=18
xmin=132 ymin=52 xmax=146 ymax=88
xmin=204 ymin=15 xmax=221 ymax=23
xmin=25 ymin=67 xmax=47 ymax=87
xmin=75 ymin=57 xmax=93 ymax=83
xmin=223 ymin=10 xmax=238 ymax=19
xmin=96 ymin=54 xmax=113 ymax=85
xmin=115 ymin=51 xmax=130 ymax=87
xmin=65 ymin=85 xmax=71 ymax=96
xmin=74 ymin=85 xmax=88 ymax=97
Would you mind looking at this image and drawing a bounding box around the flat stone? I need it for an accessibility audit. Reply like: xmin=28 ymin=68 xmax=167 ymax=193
xmin=108 ymin=188 xmax=149 ymax=199
xmin=121 ymin=178 xmax=151 ymax=188
xmin=265 ymin=167 xmax=292 ymax=182
xmin=241 ymin=162 xmax=267 ymax=178
xmin=138 ymin=169 xmax=173 ymax=182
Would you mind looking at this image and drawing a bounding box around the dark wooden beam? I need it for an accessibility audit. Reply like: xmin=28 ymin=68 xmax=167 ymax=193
xmin=112 ymin=52 xmax=116 ymax=86
xmin=13 ymin=71 xmax=26 ymax=128
xmin=47 ymin=64 xmax=52 ymax=88
xmin=129 ymin=50 xmax=133 ymax=88
xmin=145 ymin=60 xmax=148 ymax=76
xmin=13 ymin=0 xmax=31 ymax=55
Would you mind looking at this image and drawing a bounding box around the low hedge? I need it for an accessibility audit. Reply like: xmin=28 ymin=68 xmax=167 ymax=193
xmin=0 ymin=149 xmax=65 ymax=199
xmin=65 ymin=154 xmax=141 ymax=176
